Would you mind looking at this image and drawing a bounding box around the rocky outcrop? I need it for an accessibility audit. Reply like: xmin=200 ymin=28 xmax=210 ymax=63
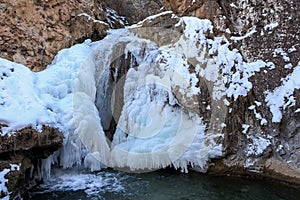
xmin=0 ymin=0 xmax=110 ymax=71
xmin=0 ymin=125 xmax=63 ymax=198
xmin=103 ymin=0 xmax=164 ymax=24
xmin=163 ymin=0 xmax=226 ymax=33
xmin=163 ymin=0 xmax=221 ymax=19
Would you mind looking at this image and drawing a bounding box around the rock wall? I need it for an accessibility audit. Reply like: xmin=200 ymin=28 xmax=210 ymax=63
xmin=220 ymin=0 xmax=300 ymax=185
xmin=0 ymin=0 xmax=109 ymax=71
xmin=163 ymin=0 xmax=300 ymax=185
xmin=163 ymin=0 xmax=220 ymax=18
xmin=103 ymin=0 xmax=164 ymax=24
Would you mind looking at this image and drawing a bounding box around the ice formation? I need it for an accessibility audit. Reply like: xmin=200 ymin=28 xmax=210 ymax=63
xmin=37 ymin=169 xmax=125 ymax=197
xmin=0 ymin=14 xmax=274 ymax=180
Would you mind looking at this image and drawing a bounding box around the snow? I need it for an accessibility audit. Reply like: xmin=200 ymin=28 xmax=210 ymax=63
xmin=230 ymin=29 xmax=257 ymax=41
xmin=248 ymin=104 xmax=267 ymax=125
xmin=105 ymin=8 xmax=127 ymax=27
xmin=108 ymin=17 xmax=222 ymax=172
xmin=0 ymin=164 xmax=20 ymax=200
xmin=130 ymin=11 xmax=175 ymax=28
xmin=242 ymin=124 xmax=250 ymax=134
xmin=0 ymin=168 xmax=10 ymax=200
xmin=245 ymin=134 xmax=271 ymax=156
xmin=254 ymin=101 xmax=262 ymax=106
xmin=265 ymin=62 xmax=300 ymax=122
xmin=284 ymin=63 xmax=293 ymax=69
xmin=0 ymin=42 xmax=94 ymax=135
xmin=264 ymin=22 xmax=279 ymax=31
xmin=1 ymin=41 xmax=111 ymax=173
xmin=230 ymin=3 xmax=239 ymax=9
xmin=273 ymin=48 xmax=290 ymax=62
xmin=78 ymin=13 xmax=109 ymax=26
xmin=288 ymin=46 xmax=297 ymax=53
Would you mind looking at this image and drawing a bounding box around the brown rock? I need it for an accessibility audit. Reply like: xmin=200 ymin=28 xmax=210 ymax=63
xmin=0 ymin=0 xmax=109 ymax=71
xmin=0 ymin=125 xmax=63 ymax=198
xmin=163 ymin=0 xmax=221 ymax=19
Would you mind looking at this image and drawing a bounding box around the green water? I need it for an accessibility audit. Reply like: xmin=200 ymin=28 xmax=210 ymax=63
xmin=26 ymin=169 xmax=300 ymax=200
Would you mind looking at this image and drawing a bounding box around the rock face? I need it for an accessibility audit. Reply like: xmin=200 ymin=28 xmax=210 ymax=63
xmin=163 ymin=0 xmax=300 ymax=185
xmin=103 ymin=0 xmax=164 ymax=24
xmin=221 ymin=0 xmax=300 ymax=185
xmin=0 ymin=125 xmax=63 ymax=198
xmin=0 ymin=0 xmax=109 ymax=71
xmin=163 ymin=0 xmax=225 ymax=30
xmin=163 ymin=0 xmax=221 ymax=19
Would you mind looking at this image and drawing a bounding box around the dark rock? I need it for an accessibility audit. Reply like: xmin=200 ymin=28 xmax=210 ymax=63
xmin=103 ymin=0 xmax=164 ymax=24
xmin=0 ymin=125 xmax=63 ymax=199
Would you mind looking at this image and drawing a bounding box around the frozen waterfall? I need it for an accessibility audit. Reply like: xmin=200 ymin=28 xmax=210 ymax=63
xmin=71 ymin=16 xmax=224 ymax=173
xmin=1 ymin=15 xmax=232 ymax=177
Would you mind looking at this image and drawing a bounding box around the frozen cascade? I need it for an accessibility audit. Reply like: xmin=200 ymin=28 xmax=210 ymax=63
xmin=40 ymin=17 xmax=223 ymax=175
xmin=86 ymin=17 xmax=223 ymax=173
xmin=1 ymin=16 xmax=240 ymax=183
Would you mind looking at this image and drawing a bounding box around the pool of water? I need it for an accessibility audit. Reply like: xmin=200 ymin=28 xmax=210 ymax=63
xmin=26 ymin=169 xmax=300 ymax=200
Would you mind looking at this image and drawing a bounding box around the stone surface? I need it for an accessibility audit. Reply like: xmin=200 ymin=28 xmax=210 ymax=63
xmin=0 ymin=125 xmax=63 ymax=198
xmin=0 ymin=0 xmax=109 ymax=71
xmin=103 ymin=0 xmax=164 ymax=24
xmin=163 ymin=0 xmax=220 ymax=18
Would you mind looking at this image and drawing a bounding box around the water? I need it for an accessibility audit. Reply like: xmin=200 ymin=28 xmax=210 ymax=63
xmin=26 ymin=169 xmax=300 ymax=200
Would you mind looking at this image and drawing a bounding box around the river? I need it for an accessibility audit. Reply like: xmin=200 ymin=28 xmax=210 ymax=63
xmin=26 ymin=168 xmax=300 ymax=200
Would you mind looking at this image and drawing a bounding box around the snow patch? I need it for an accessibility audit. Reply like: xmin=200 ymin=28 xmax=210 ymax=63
xmin=78 ymin=13 xmax=109 ymax=26
xmin=288 ymin=46 xmax=297 ymax=53
xmin=105 ymin=8 xmax=127 ymax=27
xmin=131 ymin=11 xmax=176 ymax=28
xmin=230 ymin=29 xmax=257 ymax=41
xmin=264 ymin=22 xmax=279 ymax=32
xmin=242 ymin=124 xmax=250 ymax=134
xmin=265 ymin=62 xmax=300 ymax=122
xmin=248 ymin=104 xmax=267 ymax=125
xmin=230 ymin=3 xmax=239 ymax=9
xmin=0 ymin=164 xmax=20 ymax=200
xmin=273 ymin=48 xmax=290 ymax=62
xmin=245 ymin=134 xmax=271 ymax=156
